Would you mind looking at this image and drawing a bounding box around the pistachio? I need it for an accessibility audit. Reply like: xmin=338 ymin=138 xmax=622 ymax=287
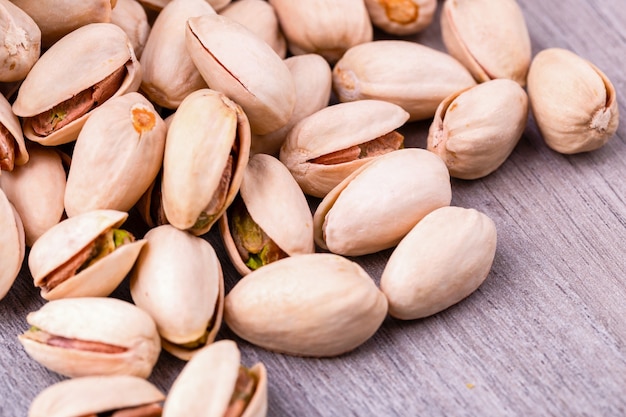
xmin=0 ymin=91 xmax=28 ymax=172
xmin=527 ymin=48 xmax=619 ymax=154
xmin=18 ymin=297 xmax=161 ymax=378
xmin=427 ymin=79 xmax=529 ymax=179
xmin=364 ymin=0 xmax=437 ymax=36
xmin=0 ymin=187 xmax=25 ymax=300
xmin=111 ymin=0 xmax=151 ymax=59
xmin=0 ymin=0 xmax=41 ymax=82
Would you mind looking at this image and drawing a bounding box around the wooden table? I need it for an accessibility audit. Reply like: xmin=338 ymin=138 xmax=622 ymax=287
xmin=2 ymin=0 xmax=625 ymax=415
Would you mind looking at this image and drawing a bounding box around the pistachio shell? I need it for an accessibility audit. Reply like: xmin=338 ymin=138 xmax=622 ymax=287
xmin=0 ymin=91 xmax=28 ymax=170
xmin=0 ymin=188 xmax=25 ymax=300
xmin=18 ymin=297 xmax=161 ymax=378
xmin=111 ymin=0 xmax=151 ymax=59
xmin=364 ymin=0 xmax=437 ymax=36
xmin=0 ymin=0 xmax=41 ymax=82
xmin=29 ymin=375 xmax=165 ymax=417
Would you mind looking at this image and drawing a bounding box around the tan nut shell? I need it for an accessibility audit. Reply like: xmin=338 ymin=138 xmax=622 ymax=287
xmin=130 ymin=225 xmax=224 ymax=361
xmin=427 ymin=79 xmax=529 ymax=179
xmin=28 ymin=209 xmax=146 ymax=300
xmin=219 ymin=153 xmax=314 ymax=276
xmin=29 ymin=375 xmax=165 ymax=417
xmin=381 ymin=206 xmax=497 ymax=320
xmin=0 ymin=0 xmax=41 ymax=82
xmin=12 ymin=23 xmax=142 ymax=146
xmin=314 ymin=148 xmax=452 ymax=256
xmin=441 ymin=0 xmax=531 ymax=86
xmin=186 ymin=14 xmax=296 ymax=135
xmin=64 ymin=93 xmax=166 ymax=217
xmin=280 ymin=100 xmax=409 ymax=198
xmin=364 ymin=0 xmax=437 ymax=36
xmin=332 ymin=40 xmax=477 ymax=121
xmin=527 ymin=48 xmax=619 ymax=154
xmin=0 ymin=188 xmax=25 ymax=300
xmin=0 ymin=91 xmax=28 ymax=168
xmin=111 ymin=0 xmax=151 ymax=59
xmin=163 ymin=340 xmax=267 ymax=417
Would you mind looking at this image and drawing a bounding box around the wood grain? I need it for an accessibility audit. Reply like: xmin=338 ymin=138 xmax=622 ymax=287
xmin=1 ymin=0 xmax=625 ymax=415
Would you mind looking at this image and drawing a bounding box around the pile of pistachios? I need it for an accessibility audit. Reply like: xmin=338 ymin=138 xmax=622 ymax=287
xmin=0 ymin=0 xmax=619 ymax=415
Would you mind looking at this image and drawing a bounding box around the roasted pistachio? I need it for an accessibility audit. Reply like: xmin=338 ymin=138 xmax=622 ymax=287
xmin=0 ymin=187 xmax=25 ymax=300
xmin=364 ymin=0 xmax=437 ymax=36
xmin=0 ymin=0 xmax=41 ymax=82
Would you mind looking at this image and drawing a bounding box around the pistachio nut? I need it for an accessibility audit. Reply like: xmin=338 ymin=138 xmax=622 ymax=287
xmin=140 ymin=0 xmax=215 ymax=109
xmin=333 ymin=40 xmax=477 ymax=121
xmin=527 ymin=48 xmax=619 ymax=154
xmin=29 ymin=375 xmax=165 ymax=417
xmin=0 ymin=91 xmax=28 ymax=172
xmin=130 ymin=225 xmax=224 ymax=361
xmin=314 ymin=148 xmax=452 ymax=256
xmin=162 ymin=89 xmax=251 ymax=236
xmin=427 ymin=79 xmax=529 ymax=179
xmin=0 ymin=145 xmax=66 ymax=247
xmin=280 ymin=100 xmax=409 ymax=198
xmin=441 ymin=0 xmax=531 ymax=86
xmin=111 ymin=0 xmax=151 ymax=59
xmin=225 ymin=254 xmax=387 ymax=357
xmin=28 ymin=209 xmax=146 ymax=300
xmin=381 ymin=206 xmax=497 ymax=320
xmin=18 ymin=297 xmax=161 ymax=378
xmin=162 ymin=340 xmax=267 ymax=417
xmin=364 ymin=0 xmax=437 ymax=36
xmin=0 ymin=187 xmax=25 ymax=300
xmin=0 ymin=0 xmax=41 ymax=82
xmin=64 ymin=92 xmax=166 ymax=217
xmin=12 ymin=23 xmax=142 ymax=146
xmin=185 ymin=13 xmax=296 ymax=135
xmin=219 ymin=154 xmax=314 ymax=276
xmin=251 ymin=54 xmax=332 ymax=156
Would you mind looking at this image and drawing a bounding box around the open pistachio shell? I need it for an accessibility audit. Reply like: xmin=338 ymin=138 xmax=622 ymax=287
xmin=280 ymin=100 xmax=409 ymax=198
xmin=12 ymin=23 xmax=142 ymax=146
xmin=29 ymin=375 xmax=165 ymax=417
xmin=0 ymin=188 xmax=25 ymax=300
xmin=0 ymin=91 xmax=28 ymax=171
xmin=0 ymin=0 xmax=41 ymax=82
xmin=28 ymin=209 xmax=146 ymax=300
xmin=163 ymin=340 xmax=267 ymax=417
xmin=111 ymin=0 xmax=151 ymax=59
xmin=162 ymin=89 xmax=251 ymax=236
xmin=364 ymin=0 xmax=437 ymax=36
xmin=18 ymin=297 xmax=161 ymax=378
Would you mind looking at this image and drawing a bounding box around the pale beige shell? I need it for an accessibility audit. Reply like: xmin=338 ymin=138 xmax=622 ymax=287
xmin=18 ymin=297 xmax=161 ymax=378
xmin=163 ymin=340 xmax=267 ymax=417
xmin=364 ymin=0 xmax=436 ymax=36
xmin=333 ymin=40 xmax=476 ymax=121
xmin=64 ymin=92 xmax=166 ymax=217
xmin=12 ymin=23 xmax=142 ymax=146
xmin=251 ymin=53 xmax=332 ymax=156
xmin=0 ymin=0 xmax=41 ymax=82
xmin=381 ymin=206 xmax=497 ymax=320
xmin=280 ymin=100 xmax=409 ymax=198
xmin=111 ymin=0 xmax=151 ymax=59
xmin=0 ymin=91 xmax=28 ymax=168
xmin=314 ymin=148 xmax=452 ymax=256
xmin=527 ymin=48 xmax=619 ymax=154
xmin=140 ymin=0 xmax=215 ymax=109
xmin=219 ymin=153 xmax=314 ymax=276
xmin=268 ymin=0 xmax=372 ymax=63
xmin=28 ymin=209 xmax=146 ymax=300
xmin=0 ymin=188 xmax=25 ymax=300
xmin=427 ymin=78 xmax=529 ymax=179
xmin=29 ymin=375 xmax=165 ymax=417
xmin=186 ymin=14 xmax=296 ymax=135
xmin=224 ymin=254 xmax=388 ymax=357
xmin=139 ymin=0 xmax=231 ymax=11
xmin=441 ymin=0 xmax=531 ymax=86
xmin=130 ymin=225 xmax=224 ymax=361
xmin=0 ymin=145 xmax=65 ymax=246
xmin=162 ymin=89 xmax=251 ymax=235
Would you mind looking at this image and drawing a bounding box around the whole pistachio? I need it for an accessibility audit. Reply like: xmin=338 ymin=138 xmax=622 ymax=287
xmin=0 ymin=91 xmax=28 ymax=172
xmin=0 ymin=0 xmax=41 ymax=82
xmin=364 ymin=0 xmax=437 ymax=36
xmin=0 ymin=187 xmax=25 ymax=300
xmin=111 ymin=0 xmax=151 ymax=59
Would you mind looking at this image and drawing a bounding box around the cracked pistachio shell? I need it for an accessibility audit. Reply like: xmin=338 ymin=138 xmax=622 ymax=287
xmin=130 ymin=225 xmax=224 ymax=361
xmin=219 ymin=153 xmax=314 ymax=276
xmin=333 ymin=40 xmax=476 ymax=121
xmin=0 ymin=188 xmax=25 ymax=300
xmin=64 ymin=93 xmax=166 ymax=217
xmin=381 ymin=206 xmax=497 ymax=320
xmin=225 ymin=254 xmax=388 ymax=357
xmin=0 ymin=145 xmax=65 ymax=247
xmin=29 ymin=375 xmax=165 ymax=417
xmin=18 ymin=297 xmax=161 ymax=378
xmin=0 ymin=0 xmax=41 ymax=82
xmin=186 ymin=14 xmax=296 ymax=135
xmin=12 ymin=23 xmax=142 ymax=146
xmin=140 ymin=0 xmax=215 ymax=109
xmin=527 ymin=48 xmax=619 ymax=154
xmin=0 ymin=91 xmax=28 ymax=170
xmin=280 ymin=100 xmax=409 ymax=198
xmin=162 ymin=89 xmax=251 ymax=235
xmin=314 ymin=148 xmax=452 ymax=256
xmin=427 ymin=79 xmax=528 ymax=180
xmin=28 ymin=209 xmax=146 ymax=300
xmin=364 ymin=0 xmax=436 ymax=36
xmin=441 ymin=0 xmax=531 ymax=86
xmin=111 ymin=0 xmax=151 ymax=59
xmin=163 ymin=340 xmax=267 ymax=417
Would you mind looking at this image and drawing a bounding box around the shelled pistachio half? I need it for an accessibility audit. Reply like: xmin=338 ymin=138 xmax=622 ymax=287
xmin=0 ymin=0 xmax=41 ymax=82
xmin=364 ymin=0 xmax=437 ymax=36
xmin=0 ymin=188 xmax=25 ymax=301
xmin=0 ymin=92 xmax=28 ymax=172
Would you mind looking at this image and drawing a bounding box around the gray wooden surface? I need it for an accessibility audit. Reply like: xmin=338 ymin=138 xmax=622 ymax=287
xmin=2 ymin=0 xmax=626 ymax=415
